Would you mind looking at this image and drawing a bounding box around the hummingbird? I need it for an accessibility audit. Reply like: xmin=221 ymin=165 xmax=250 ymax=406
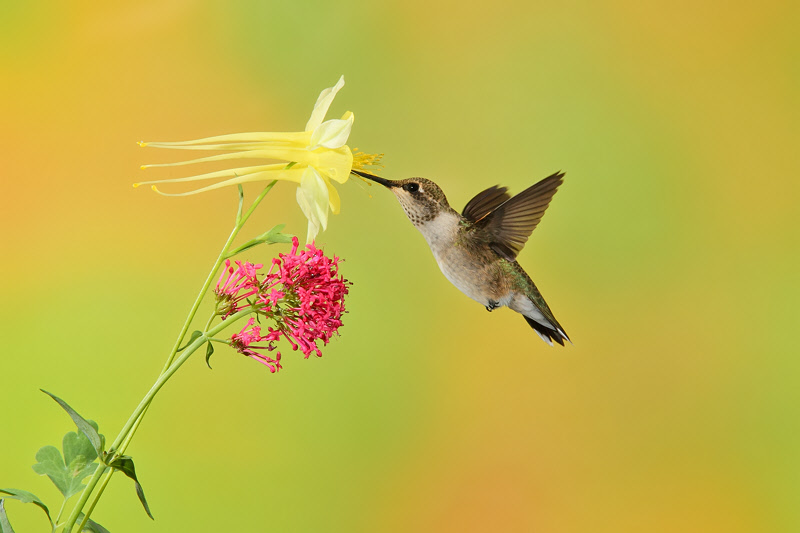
xmin=352 ymin=169 xmax=570 ymax=346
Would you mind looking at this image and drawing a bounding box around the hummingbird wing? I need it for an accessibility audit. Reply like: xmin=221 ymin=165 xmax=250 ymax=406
xmin=477 ymin=171 xmax=565 ymax=261
xmin=461 ymin=185 xmax=510 ymax=223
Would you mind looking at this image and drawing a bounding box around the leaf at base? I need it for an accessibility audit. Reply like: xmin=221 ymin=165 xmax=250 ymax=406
xmin=178 ymin=330 xmax=203 ymax=352
xmin=108 ymin=456 xmax=153 ymax=519
xmin=205 ymin=342 xmax=215 ymax=369
xmin=0 ymin=500 xmax=15 ymax=533
xmin=64 ymin=420 xmax=102 ymax=468
xmin=78 ymin=513 xmax=111 ymax=533
xmin=0 ymin=489 xmax=52 ymax=528
xmin=32 ymin=445 xmax=97 ymax=499
xmin=40 ymin=390 xmax=104 ymax=457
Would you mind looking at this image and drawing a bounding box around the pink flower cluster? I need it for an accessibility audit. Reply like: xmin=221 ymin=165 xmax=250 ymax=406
xmin=217 ymin=237 xmax=350 ymax=371
xmin=214 ymin=259 xmax=262 ymax=318
xmin=230 ymin=318 xmax=281 ymax=373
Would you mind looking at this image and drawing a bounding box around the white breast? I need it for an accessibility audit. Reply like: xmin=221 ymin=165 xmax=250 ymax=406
xmin=416 ymin=212 xmax=491 ymax=306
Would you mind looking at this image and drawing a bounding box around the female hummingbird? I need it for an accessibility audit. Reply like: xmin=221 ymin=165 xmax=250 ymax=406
xmin=352 ymin=169 xmax=570 ymax=346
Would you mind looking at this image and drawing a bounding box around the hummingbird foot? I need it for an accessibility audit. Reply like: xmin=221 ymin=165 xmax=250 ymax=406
xmin=485 ymin=299 xmax=500 ymax=312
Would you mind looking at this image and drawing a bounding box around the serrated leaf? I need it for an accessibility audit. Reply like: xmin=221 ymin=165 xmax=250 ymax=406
xmin=41 ymin=391 xmax=104 ymax=458
xmin=108 ymin=456 xmax=153 ymax=519
xmin=205 ymin=342 xmax=214 ymax=369
xmin=78 ymin=513 xmax=111 ymax=533
xmin=0 ymin=489 xmax=52 ymax=527
xmin=0 ymin=500 xmax=15 ymax=533
xmin=178 ymin=330 xmax=203 ymax=352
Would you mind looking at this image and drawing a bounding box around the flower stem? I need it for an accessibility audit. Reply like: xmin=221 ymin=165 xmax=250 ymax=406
xmin=64 ymin=308 xmax=254 ymax=532
xmin=160 ymin=180 xmax=276 ymax=373
xmin=76 ymin=468 xmax=112 ymax=531
xmin=54 ymin=497 xmax=67 ymax=530
xmin=64 ymin=179 xmax=279 ymax=532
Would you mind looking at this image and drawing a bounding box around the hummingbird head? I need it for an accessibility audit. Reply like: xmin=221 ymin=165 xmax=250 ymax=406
xmin=352 ymin=170 xmax=452 ymax=226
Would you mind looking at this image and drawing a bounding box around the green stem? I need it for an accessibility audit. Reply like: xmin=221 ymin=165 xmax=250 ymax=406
xmin=54 ymin=498 xmax=67 ymax=530
xmin=67 ymin=465 xmax=107 ymax=532
xmin=65 ymin=178 xmax=279 ymax=532
xmin=64 ymin=308 xmax=254 ymax=532
xmin=161 ymin=179 xmax=276 ymax=375
xmin=123 ymin=309 xmax=252 ymax=450
xmin=76 ymin=468 xmax=113 ymax=532
xmin=204 ymin=311 xmax=218 ymax=333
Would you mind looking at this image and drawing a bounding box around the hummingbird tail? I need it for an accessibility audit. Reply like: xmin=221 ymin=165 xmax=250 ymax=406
xmin=523 ymin=315 xmax=570 ymax=346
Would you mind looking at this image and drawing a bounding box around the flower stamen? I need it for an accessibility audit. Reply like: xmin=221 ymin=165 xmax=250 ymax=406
xmin=351 ymin=149 xmax=384 ymax=172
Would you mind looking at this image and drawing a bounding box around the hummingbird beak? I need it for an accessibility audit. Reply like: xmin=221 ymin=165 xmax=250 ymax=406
xmin=351 ymin=169 xmax=395 ymax=188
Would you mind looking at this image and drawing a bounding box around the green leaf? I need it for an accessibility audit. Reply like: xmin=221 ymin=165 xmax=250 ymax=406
xmin=226 ymin=224 xmax=294 ymax=257
xmin=108 ymin=456 xmax=153 ymax=519
xmin=31 ymin=445 xmax=94 ymax=499
xmin=261 ymin=224 xmax=294 ymax=244
xmin=78 ymin=513 xmax=111 ymax=533
xmin=31 ymin=424 xmax=101 ymax=500
xmin=41 ymin=390 xmax=104 ymax=458
xmin=205 ymin=342 xmax=214 ymax=369
xmin=0 ymin=500 xmax=15 ymax=533
xmin=31 ymin=446 xmax=70 ymax=497
xmin=178 ymin=330 xmax=203 ymax=352
xmin=64 ymin=420 xmax=102 ymax=468
xmin=0 ymin=489 xmax=52 ymax=528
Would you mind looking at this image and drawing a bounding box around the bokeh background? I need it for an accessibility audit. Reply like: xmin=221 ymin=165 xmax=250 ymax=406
xmin=1 ymin=1 xmax=797 ymax=532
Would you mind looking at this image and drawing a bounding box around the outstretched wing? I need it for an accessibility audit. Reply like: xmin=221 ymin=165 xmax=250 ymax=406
xmin=462 ymin=185 xmax=510 ymax=222
xmin=477 ymin=171 xmax=565 ymax=261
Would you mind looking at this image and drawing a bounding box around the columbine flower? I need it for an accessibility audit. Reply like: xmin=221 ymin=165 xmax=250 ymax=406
xmin=135 ymin=76 xmax=382 ymax=242
xmin=214 ymin=259 xmax=262 ymax=318
xmin=257 ymin=237 xmax=350 ymax=358
xmin=230 ymin=318 xmax=281 ymax=373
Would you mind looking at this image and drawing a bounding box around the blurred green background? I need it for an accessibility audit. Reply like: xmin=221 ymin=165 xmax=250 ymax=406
xmin=1 ymin=1 xmax=797 ymax=531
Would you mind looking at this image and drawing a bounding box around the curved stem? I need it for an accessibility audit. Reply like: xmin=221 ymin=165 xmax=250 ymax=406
xmin=65 ymin=179 xmax=280 ymax=532
xmin=64 ymin=308 xmax=254 ymax=532
xmin=159 ymin=180 xmax=276 ymax=374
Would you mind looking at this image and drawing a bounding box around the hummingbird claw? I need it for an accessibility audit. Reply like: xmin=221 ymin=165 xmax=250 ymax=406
xmin=485 ymin=299 xmax=499 ymax=312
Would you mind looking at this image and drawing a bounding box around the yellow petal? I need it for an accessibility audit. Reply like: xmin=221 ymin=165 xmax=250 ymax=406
xmin=141 ymin=145 xmax=352 ymax=188
xmin=148 ymin=166 xmax=307 ymax=196
xmin=308 ymin=112 xmax=354 ymax=150
xmin=305 ymin=221 xmax=320 ymax=244
xmin=139 ymin=147 xmax=303 ymax=168
xmin=135 ymin=164 xmax=280 ymax=186
xmin=295 ymin=185 xmax=317 ymax=223
xmin=326 ymin=179 xmax=341 ymax=214
xmin=296 ymin=184 xmax=321 ymax=243
xmin=300 ymin=167 xmax=330 ymax=230
xmin=141 ymin=131 xmax=310 ymax=147
xmin=140 ymin=139 xmax=308 ymax=152
xmin=305 ymin=75 xmax=345 ymax=132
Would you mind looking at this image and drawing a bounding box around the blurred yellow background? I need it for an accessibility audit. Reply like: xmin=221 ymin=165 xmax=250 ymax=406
xmin=1 ymin=1 xmax=797 ymax=531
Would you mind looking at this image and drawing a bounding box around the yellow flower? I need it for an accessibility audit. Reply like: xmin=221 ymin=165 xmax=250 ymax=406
xmin=135 ymin=76 xmax=380 ymax=242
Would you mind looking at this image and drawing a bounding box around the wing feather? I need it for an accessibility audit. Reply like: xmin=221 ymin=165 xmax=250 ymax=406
xmin=478 ymin=171 xmax=565 ymax=261
xmin=462 ymin=185 xmax=510 ymax=222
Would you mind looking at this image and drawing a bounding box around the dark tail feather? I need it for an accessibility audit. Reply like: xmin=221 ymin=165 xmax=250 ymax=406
xmin=524 ymin=316 xmax=569 ymax=346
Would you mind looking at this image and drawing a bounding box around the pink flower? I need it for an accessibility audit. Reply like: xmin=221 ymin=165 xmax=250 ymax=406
xmin=214 ymin=259 xmax=262 ymax=318
xmin=222 ymin=237 xmax=349 ymax=371
xmin=257 ymin=237 xmax=350 ymax=359
xmin=230 ymin=317 xmax=281 ymax=373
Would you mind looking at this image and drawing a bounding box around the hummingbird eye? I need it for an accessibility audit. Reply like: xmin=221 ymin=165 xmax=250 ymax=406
xmin=403 ymin=182 xmax=420 ymax=193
